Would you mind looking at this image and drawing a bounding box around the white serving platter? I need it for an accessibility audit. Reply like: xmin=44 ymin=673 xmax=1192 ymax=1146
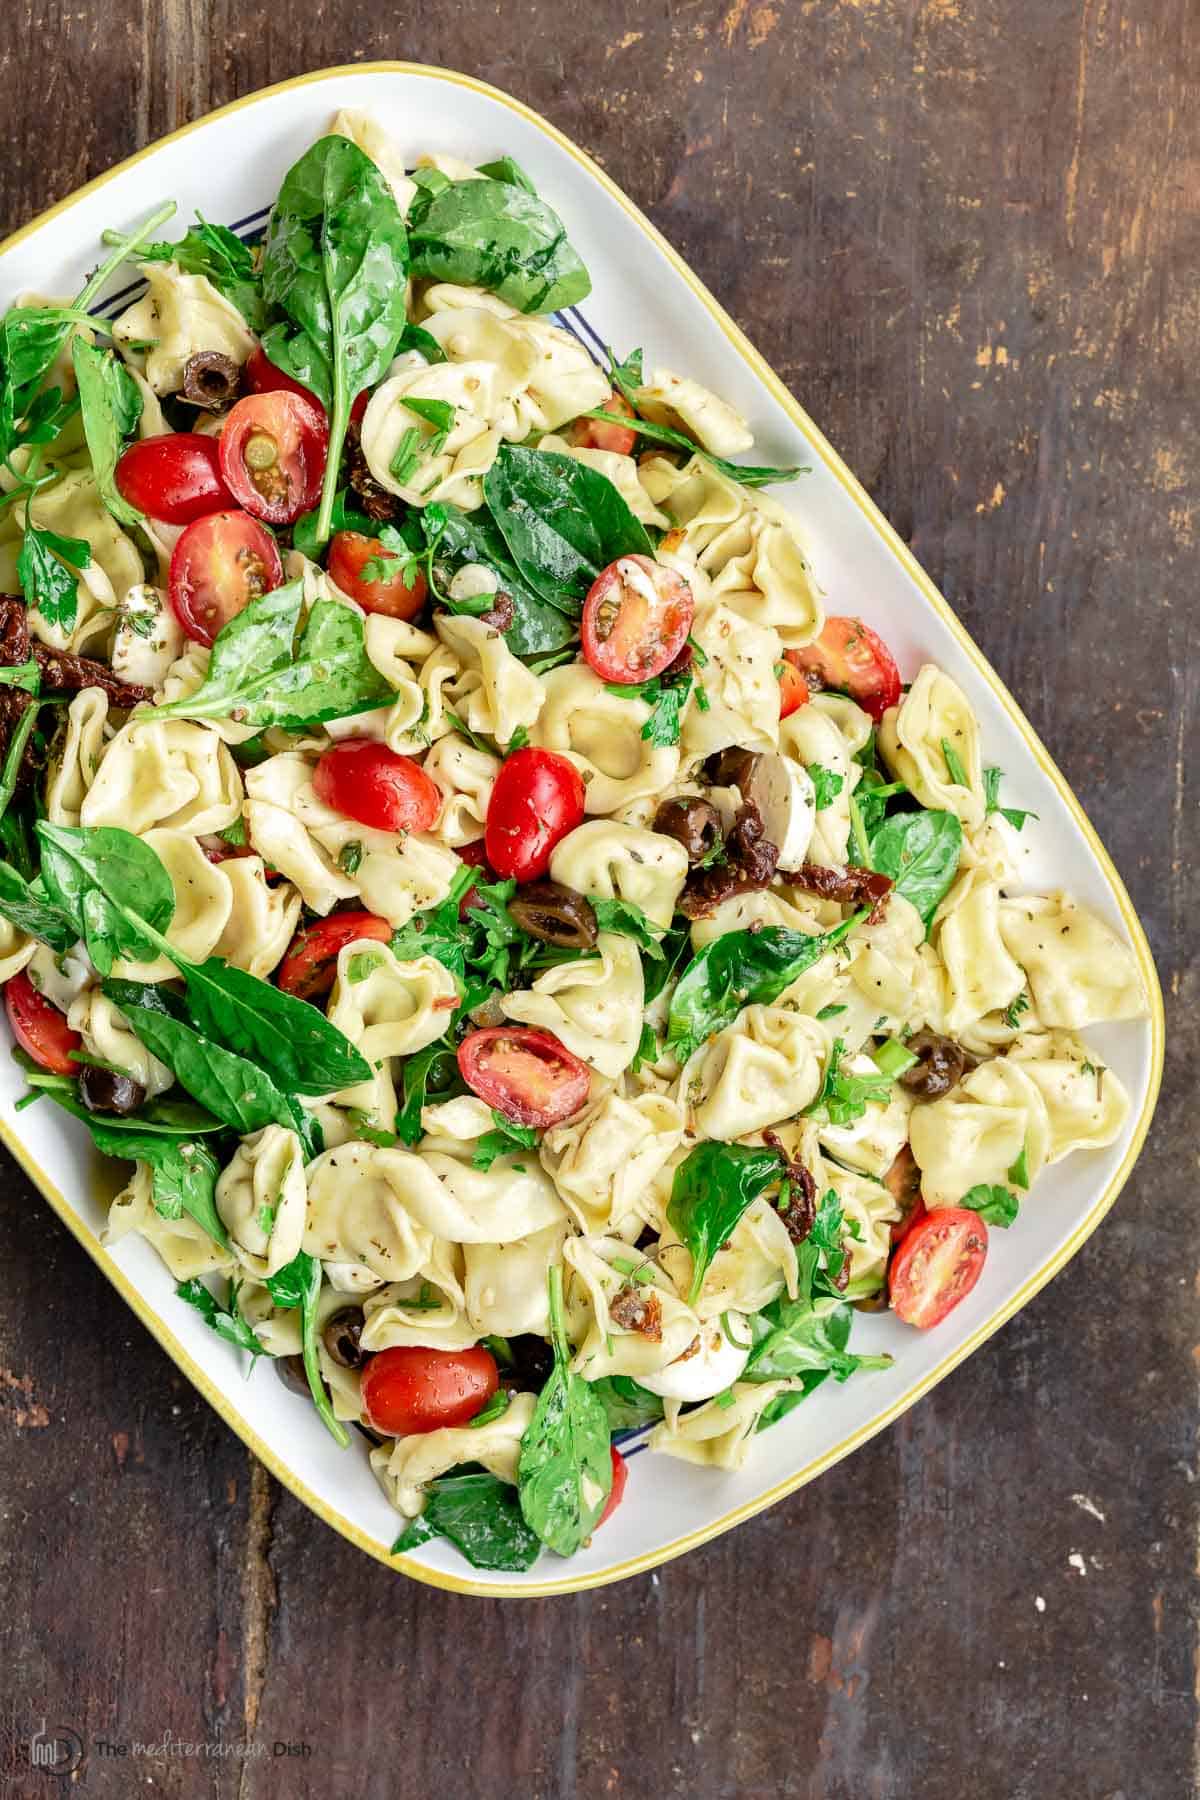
xmin=0 ymin=63 xmax=1163 ymax=1595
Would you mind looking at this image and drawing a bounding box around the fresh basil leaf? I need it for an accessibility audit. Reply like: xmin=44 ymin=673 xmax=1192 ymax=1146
xmin=868 ymin=809 xmax=962 ymax=927
xmin=176 ymin=1277 xmax=266 ymax=1357
xmin=408 ymin=178 xmax=589 ymax=313
xmin=138 ymin=215 xmax=267 ymax=330
xmin=482 ymin=447 xmax=652 ymax=611
xmin=432 ymin=502 xmax=579 ymax=657
xmin=36 ymin=822 xmax=175 ymax=941
xmin=666 ymin=1142 xmax=784 ymax=1304
xmin=474 ymin=155 xmax=538 ymax=193
xmin=392 ymin=1471 xmax=541 ymax=1572
xmin=264 ymin=1250 xmax=350 ymax=1447
xmin=667 ymin=913 xmax=867 ymax=1062
xmin=148 ymin=582 xmax=393 ymax=731
xmin=581 ymin=408 xmax=804 ymax=489
xmin=588 ymin=1374 xmax=665 ymax=1433
xmin=806 ymin=764 xmax=844 ymax=811
xmin=70 ymin=338 xmax=143 ymax=528
xmin=261 ymin=135 xmax=409 ymax=547
xmin=517 ymin=1268 xmax=612 ymax=1556
xmin=589 ymin=897 xmax=665 ymax=958
xmin=0 ymin=860 xmax=75 ymax=950
xmin=961 ymin=1183 xmax=1020 ymax=1227
xmin=17 ymin=524 xmax=90 ymax=633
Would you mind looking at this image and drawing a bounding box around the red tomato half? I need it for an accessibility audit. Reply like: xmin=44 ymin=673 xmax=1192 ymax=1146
xmin=245 ymin=344 xmax=369 ymax=428
xmin=276 ymin=912 xmax=392 ymax=1000
xmin=218 ymin=390 xmax=328 ymax=526
xmin=313 ymin=742 xmax=441 ymax=835
xmin=777 ymin=658 xmax=810 ymax=720
xmin=169 ymin=509 xmax=284 ymax=646
xmin=458 ymin=1025 xmax=591 ymax=1128
xmin=5 ymin=970 xmax=82 ymax=1076
xmin=597 ymin=1445 xmax=627 ymax=1528
xmin=889 ymin=1207 xmax=988 ymax=1329
xmin=115 ymin=433 xmax=234 ymax=524
xmin=569 ymin=390 xmax=637 ymax=456
xmin=327 ymin=530 xmax=427 ymax=621
xmin=786 ymin=617 xmax=902 ymax=723
xmin=485 ymin=747 xmax=586 ymax=882
xmin=581 ymin=554 xmax=694 ymax=685
xmin=361 ymin=1345 xmax=499 ymax=1436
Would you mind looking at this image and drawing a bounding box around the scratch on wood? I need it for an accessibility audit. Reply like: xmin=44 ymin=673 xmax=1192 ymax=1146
xmin=721 ymin=0 xmax=750 ymax=46
xmin=1064 ymin=0 xmax=1095 ymax=249
xmin=0 ymin=1364 xmax=49 ymax=1428
xmin=236 ymin=1457 xmax=276 ymax=1798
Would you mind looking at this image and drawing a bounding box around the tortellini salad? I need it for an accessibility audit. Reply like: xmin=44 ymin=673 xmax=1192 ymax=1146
xmin=0 ymin=112 xmax=1147 ymax=1575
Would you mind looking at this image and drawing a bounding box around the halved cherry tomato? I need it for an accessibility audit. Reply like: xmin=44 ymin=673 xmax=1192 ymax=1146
xmin=485 ymin=747 xmax=586 ymax=883
xmin=313 ymin=742 xmax=441 ymax=835
xmin=569 ymin=389 xmax=637 ymax=456
xmin=327 ymin=530 xmax=427 ymax=622
xmin=581 ymin=554 xmax=694 ymax=685
xmin=276 ymin=912 xmax=392 ymax=1000
xmin=115 ymin=432 xmax=234 ymax=524
xmin=361 ymin=1344 xmax=499 ymax=1437
xmin=786 ymin=617 xmax=902 ymax=723
xmin=169 ymin=508 xmax=284 ymax=646
xmin=5 ymin=970 xmax=81 ymax=1076
xmin=455 ymin=838 xmax=491 ymax=919
xmin=245 ymin=344 xmax=369 ymax=428
xmin=218 ymin=390 xmax=328 ymax=526
xmin=597 ymin=1445 xmax=627 ymax=1528
xmin=889 ymin=1206 xmax=988 ymax=1329
xmin=778 ymin=658 xmax=810 ymax=720
xmin=457 ymin=1025 xmax=591 ymax=1128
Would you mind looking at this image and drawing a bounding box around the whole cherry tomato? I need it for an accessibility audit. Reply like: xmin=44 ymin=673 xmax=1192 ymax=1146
xmin=361 ymin=1344 xmax=499 ymax=1436
xmin=313 ymin=741 xmax=441 ymax=835
xmin=485 ymin=747 xmax=586 ymax=882
xmin=115 ymin=432 xmax=234 ymax=524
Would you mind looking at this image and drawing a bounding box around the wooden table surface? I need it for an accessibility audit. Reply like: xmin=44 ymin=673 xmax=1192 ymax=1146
xmin=0 ymin=4 xmax=1194 ymax=1796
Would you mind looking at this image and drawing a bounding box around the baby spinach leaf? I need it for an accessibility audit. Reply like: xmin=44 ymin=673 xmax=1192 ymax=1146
xmin=261 ymin=135 xmax=410 ymax=546
xmin=70 ymin=338 xmax=144 ymax=528
xmin=264 ymin=1250 xmax=350 ymax=1447
xmin=0 ymin=860 xmax=75 ymax=951
xmin=667 ymin=912 xmax=868 ymax=1062
xmin=102 ymin=977 xmax=311 ymax=1137
xmin=483 ymin=447 xmax=652 ymax=610
xmin=395 ymin=1038 xmax=464 ymax=1146
xmin=642 ymin=924 xmax=691 ymax=1007
xmin=517 ymin=1266 xmax=612 ymax=1556
xmin=581 ymin=408 xmax=805 ymax=489
xmin=397 ymin=321 xmax=445 ymax=364
xmin=432 ymin=503 xmax=579 ymax=657
xmin=588 ymin=1374 xmax=665 ymax=1433
xmin=176 ymin=1277 xmax=267 ymax=1358
xmin=474 ymin=155 xmax=537 ymax=193
xmin=392 ymin=1471 xmax=541 ymax=1572
xmin=868 ymin=809 xmax=962 ymax=927
xmin=666 ymin=1142 xmax=784 ymax=1304
xmin=83 ymin=1101 xmax=226 ymax=1245
xmin=36 ymin=822 xmax=175 ymax=941
xmin=960 ymin=1184 xmax=1020 ymax=1227
xmin=17 ymin=524 xmax=90 ymax=633
xmin=148 ymin=582 xmax=393 ymax=730
xmin=175 ymin=958 xmax=371 ymax=1096
xmin=408 ymin=178 xmax=589 ymax=314
xmin=137 ymin=215 xmax=267 ymax=330
xmin=747 ymin=1301 xmax=891 ymax=1429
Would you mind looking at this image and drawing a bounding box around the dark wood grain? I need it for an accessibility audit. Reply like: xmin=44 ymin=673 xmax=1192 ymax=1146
xmin=0 ymin=3 xmax=1196 ymax=1796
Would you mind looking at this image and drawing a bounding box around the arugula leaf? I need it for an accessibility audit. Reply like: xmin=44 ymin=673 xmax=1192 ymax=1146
xmin=0 ymin=861 xmax=75 ymax=951
xmin=136 ymin=215 xmax=267 ymax=329
xmin=588 ymin=1374 xmax=665 ymax=1432
xmin=667 ymin=1142 xmax=785 ymax=1304
xmin=483 ymin=447 xmax=653 ymax=612
xmin=17 ymin=524 xmax=90 ymax=633
xmin=517 ymin=1267 xmax=612 ymax=1556
xmin=408 ymin=177 xmax=589 ymax=313
xmin=744 ymin=1299 xmax=890 ymax=1426
xmin=176 ymin=1277 xmax=266 ymax=1357
xmin=147 ymin=581 xmax=393 ymax=731
xmin=392 ymin=1471 xmax=541 ymax=1572
xmin=474 ymin=155 xmax=538 ymax=192
xmin=395 ymin=1039 xmax=463 ymax=1145
xmin=983 ymin=765 xmax=1037 ymax=832
xmin=472 ymin=1110 xmax=539 ymax=1171
xmin=581 ymin=408 xmax=805 ymax=489
xmin=590 ymin=897 xmax=665 ymax=958
xmin=261 ymin=135 xmax=410 ymax=546
xmin=806 ymin=764 xmax=844 ymax=810
xmin=667 ymin=913 xmax=867 ymax=1062
xmin=960 ymin=1184 xmax=1020 ymax=1227
xmin=70 ymin=338 xmax=143 ymax=527
xmin=265 ymin=1250 xmax=350 ymax=1447
xmin=606 ymin=667 xmax=700 ymax=747
xmin=804 ymin=1037 xmax=894 ymax=1127
xmin=605 ymin=345 xmax=644 ymax=407
xmin=868 ymin=809 xmax=962 ymax=927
